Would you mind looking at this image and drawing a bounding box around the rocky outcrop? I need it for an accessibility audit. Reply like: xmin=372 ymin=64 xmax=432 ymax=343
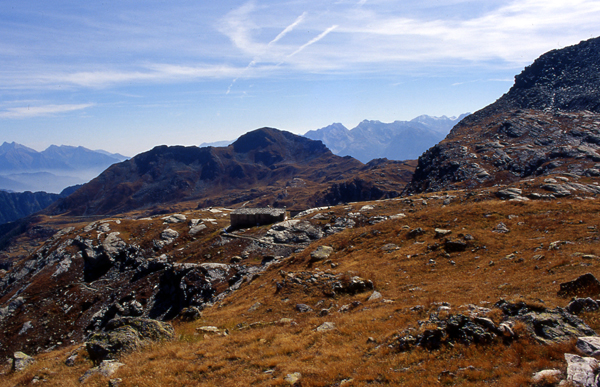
xmin=406 ymin=37 xmax=600 ymax=194
xmin=391 ymin=299 xmax=597 ymax=352
xmin=86 ymin=317 xmax=174 ymax=362
xmin=559 ymin=273 xmax=600 ymax=298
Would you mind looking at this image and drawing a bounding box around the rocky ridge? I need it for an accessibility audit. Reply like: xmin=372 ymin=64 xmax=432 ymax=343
xmin=406 ymin=36 xmax=600 ymax=194
xmin=47 ymin=128 xmax=413 ymax=216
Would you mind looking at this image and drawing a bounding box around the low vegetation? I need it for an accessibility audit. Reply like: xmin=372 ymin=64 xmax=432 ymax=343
xmin=2 ymin=180 xmax=600 ymax=386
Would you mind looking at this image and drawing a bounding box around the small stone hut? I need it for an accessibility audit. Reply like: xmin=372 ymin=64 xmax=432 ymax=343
xmin=230 ymin=208 xmax=286 ymax=229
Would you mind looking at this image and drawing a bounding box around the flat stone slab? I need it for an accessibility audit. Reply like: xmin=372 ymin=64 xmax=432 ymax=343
xmin=577 ymin=336 xmax=600 ymax=356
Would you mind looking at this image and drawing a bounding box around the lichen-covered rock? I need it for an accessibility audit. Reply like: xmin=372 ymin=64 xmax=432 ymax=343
xmin=86 ymin=317 xmax=174 ymax=362
xmin=86 ymin=326 xmax=142 ymax=362
xmin=79 ymin=360 xmax=125 ymax=383
xmin=12 ymin=351 xmax=34 ymax=372
xmin=310 ymin=246 xmax=333 ymax=262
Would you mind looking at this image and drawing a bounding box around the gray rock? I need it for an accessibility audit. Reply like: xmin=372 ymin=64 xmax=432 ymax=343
xmin=285 ymin=372 xmax=302 ymax=385
xmin=496 ymin=188 xmax=524 ymax=200
xmin=296 ymin=304 xmax=313 ymax=313
xmin=435 ymin=228 xmax=452 ymax=237
xmin=542 ymin=183 xmax=572 ymax=197
xmin=161 ymin=228 xmax=179 ymax=242
xmin=368 ymin=291 xmax=382 ymax=301
xmin=577 ymin=336 xmax=600 ymax=356
xmin=189 ymin=223 xmax=207 ymax=235
xmin=310 ymin=246 xmax=334 ymax=262
xmin=516 ymin=308 xmax=597 ymax=345
xmin=162 ymin=214 xmax=186 ymax=223
xmin=316 ymin=322 xmax=336 ymax=332
xmin=79 ymin=360 xmax=125 ymax=383
xmin=12 ymin=351 xmax=34 ymax=372
xmin=531 ymin=369 xmax=562 ymax=384
xmin=86 ymin=317 xmax=174 ymax=362
xmin=18 ymin=320 xmax=33 ymax=335
xmin=492 ymin=222 xmax=510 ymax=233
xmin=565 ymin=353 xmax=600 ymax=387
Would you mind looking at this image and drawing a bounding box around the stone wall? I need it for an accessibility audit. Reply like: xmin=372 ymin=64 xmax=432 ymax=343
xmin=230 ymin=208 xmax=286 ymax=229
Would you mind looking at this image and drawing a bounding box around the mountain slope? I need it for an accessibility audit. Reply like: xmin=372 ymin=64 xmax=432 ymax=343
xmin=305 ymin=115 xmax=467 ymax=163
xmin=47 ymin=128 xmax=414 ymax=216
xmin=0 ymin=191 xmax=62 ymax=225
xmin=406 ymin=36 xmax=600 ymax=194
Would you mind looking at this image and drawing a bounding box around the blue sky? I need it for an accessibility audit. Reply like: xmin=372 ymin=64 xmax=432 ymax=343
xmin=2 ymin=0 xmax=600 ymax=156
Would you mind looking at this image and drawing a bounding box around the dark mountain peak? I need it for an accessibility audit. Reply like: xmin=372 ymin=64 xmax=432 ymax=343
xmin=232 ymin=127 xmax=329 ymax=160
xmin=406 ymin=36 xmax=600 ymax=194
xmin=48 ymin=128 xmax=359 ymax=216
xmin=507 ymin=37 xmax=600 ymax=112
xmin=458 ymin=37 xmax=600 ymax=131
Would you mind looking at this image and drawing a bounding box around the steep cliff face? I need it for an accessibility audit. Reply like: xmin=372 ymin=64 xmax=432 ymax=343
xmin=406 ymin=37 xmax=600 ymax=194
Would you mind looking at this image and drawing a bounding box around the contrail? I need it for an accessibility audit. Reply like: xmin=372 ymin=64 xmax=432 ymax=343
xmin=226 ymin=13 xmax=308 ymax=94
xmin=269 ymin=12 xmax=307 ymax=46
xmin=287 ymin=25 xmax=338 ymax=58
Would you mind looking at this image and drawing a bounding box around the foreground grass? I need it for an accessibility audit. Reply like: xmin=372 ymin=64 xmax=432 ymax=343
xmin=2 ymin=192 xmax=600 ymax=386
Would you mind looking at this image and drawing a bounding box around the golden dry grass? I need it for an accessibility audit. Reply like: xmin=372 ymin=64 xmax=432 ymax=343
xmin=2 ymin=190 xmax=600 ymax=386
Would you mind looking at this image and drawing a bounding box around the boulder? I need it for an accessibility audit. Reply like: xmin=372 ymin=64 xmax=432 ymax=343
xmin=12 ymin=351 xmax=34 ymax=372
xmin=310 ymin=246 xmax=334 ymax=262
xmin=285 ymin=372 xmax=302 ymax=385
xmin=531 ymin=369 xmax=562 ymax=384
xmin=565 ymin=353 xmax=600 ymax=387
xmin=567 ymin=298 xmax=600 ymax=315
xmin=296 ymin=304 xmax=313 ymax=313
xmin=577 ymin=336 xmax=600 ymax=356
xmin=316 ymin=322 xmax=336 ymax=332
xmin=516 ymin=308 xmax=597 ymax=345
xmin=559 ymin=274 xmax=600 ymax=298
xmin=79 ymin=360 xmax=125 ymax=383
xmin=86 ymin=317 xmax=174 ymax=362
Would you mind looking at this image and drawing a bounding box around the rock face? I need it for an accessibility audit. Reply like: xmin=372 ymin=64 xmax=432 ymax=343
xmin=406 ymin=37 xmax=600 ymax=194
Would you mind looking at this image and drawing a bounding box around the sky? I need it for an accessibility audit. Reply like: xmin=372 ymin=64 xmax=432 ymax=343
xmin=1 ymin=0 xmax=600 ymax=156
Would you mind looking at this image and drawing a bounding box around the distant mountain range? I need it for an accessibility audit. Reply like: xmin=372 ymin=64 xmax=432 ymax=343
xmin=0 ymin=142 xmax=128 ymax=193
xmin=304 ymin=114 xmax=469 ymax=163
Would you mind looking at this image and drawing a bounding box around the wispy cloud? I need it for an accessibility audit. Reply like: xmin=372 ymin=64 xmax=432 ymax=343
xmin=3 ymin=0 xmax=600 ymax=94
xmin=0 ymin=103 xmax=94 ymax=119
